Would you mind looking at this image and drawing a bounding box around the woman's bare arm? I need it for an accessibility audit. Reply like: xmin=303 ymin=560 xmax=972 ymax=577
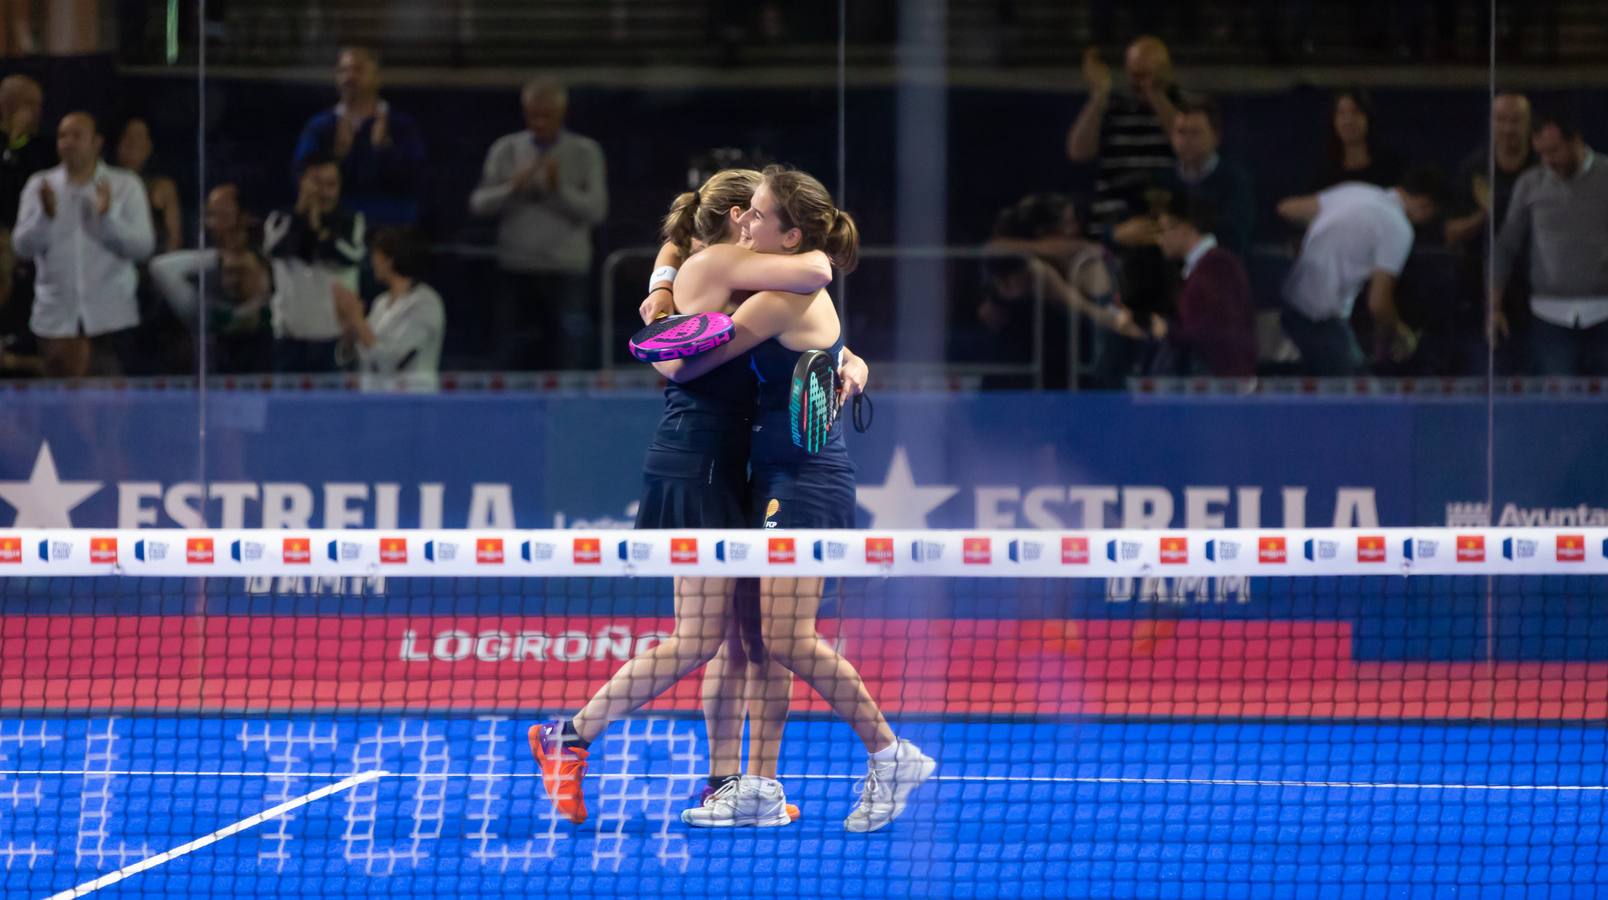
xmin=698 ymin=244 xmax=832 ymax=294
xmin=652 ymin=290 xmax=814 ymax=382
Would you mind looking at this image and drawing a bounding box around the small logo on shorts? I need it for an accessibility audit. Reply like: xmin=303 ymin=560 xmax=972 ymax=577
xmin=764 ymin=498 xmax=780 ymax=529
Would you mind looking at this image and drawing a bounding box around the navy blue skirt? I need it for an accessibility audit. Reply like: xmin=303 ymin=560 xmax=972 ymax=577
xmin=635 ymin=447 xmax=750 ymax=529
xmin=750 ymin=460 xmax=856 ymax=529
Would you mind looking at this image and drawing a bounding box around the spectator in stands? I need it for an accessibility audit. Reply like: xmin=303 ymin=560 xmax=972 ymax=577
xmin=1277 ymin=168 xmax=1445 ymax=375
xmin=293 ymin=46 xmax=425 ymax=228
xmin=114 ymin=118 xmax=181 ymax=254
xmin=970 ymin=193 xmax=1138 ymax=388
xmin=469 ymin=77 xmax=607 ymax=371
xmin=1311 ymin=88 xmax=1404 ymax=191
xmin=332 ymin=226 xmax=445 ymax=387
xmin=0 ymin=74 xmax=48 ymax=375
xmin=1143 ymin=193 xmax=1256 ymax=376
xmin=150 ymin=184 xmax=251 ymax=317
xmin=1066 ymin=36 xmax=1181 ymax=236
xmin=150 ymin=184 xmax=270 ymax=371
xmin=263 ymin=153 xmax=364 ymax=373
xmin=208 ymin=246 xmax=274 ymax=373
xmin=0 ymin=75 xmax=47 ymax=231
xmin=114 ymin=117 xmax=189 ymax=374
xmin=1491 ymin=113 xmax=1608 ymax=376
xmin=1436 ymin=92 xmax=1535 ymax=375
xmin=11 ymin=112 xmax=154 ymax=378
xmin=1115 ymin=95 xmax=1255 ymax=261
xmin=1068 ymin=37 xmax=1182 ymax=385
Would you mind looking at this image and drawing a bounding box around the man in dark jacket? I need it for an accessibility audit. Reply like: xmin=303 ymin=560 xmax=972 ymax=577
xmin=292 ymin=46 xmax=425 ymax=228
xmin=263 ymin=154 xmax=364 ymax=372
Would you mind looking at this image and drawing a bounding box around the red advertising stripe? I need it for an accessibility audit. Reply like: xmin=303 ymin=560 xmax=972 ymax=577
xmin=1 ymin=616 xmax=1605 ymax=720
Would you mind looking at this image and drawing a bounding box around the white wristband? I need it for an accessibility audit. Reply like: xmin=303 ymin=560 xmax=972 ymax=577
xmin=649 ymin=266 xmax=678 ymax=290
xmin=838 ymin=347 xmax=849 ymax=367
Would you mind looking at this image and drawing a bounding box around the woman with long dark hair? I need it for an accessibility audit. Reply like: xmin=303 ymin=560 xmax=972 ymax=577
xmin=1311 ymin=88 xmax=1404 ymax=191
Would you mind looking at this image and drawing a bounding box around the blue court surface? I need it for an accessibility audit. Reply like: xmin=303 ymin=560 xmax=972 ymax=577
xmin=0 ymin=715 xmax=1604 ymax=898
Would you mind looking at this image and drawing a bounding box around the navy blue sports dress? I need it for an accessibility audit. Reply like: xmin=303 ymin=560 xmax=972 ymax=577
xmin=635 ymin=357 xmax=755 ymax=529
xmin=746 ymin=335 xmax=857 ymax=529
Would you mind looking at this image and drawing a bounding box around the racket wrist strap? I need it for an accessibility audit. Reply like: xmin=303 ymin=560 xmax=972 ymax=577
xmin=649 ymin=265 xmax=678 ymax=291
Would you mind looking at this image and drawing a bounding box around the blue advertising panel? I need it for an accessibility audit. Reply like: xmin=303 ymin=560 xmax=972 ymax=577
xmin=2 ymin=391 xmax=1601 ymax=532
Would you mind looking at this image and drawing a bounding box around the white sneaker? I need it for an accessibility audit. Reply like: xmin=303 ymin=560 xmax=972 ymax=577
xmin=681 ymin=775 xmax=793 ymax=828
xmin=843 ymin=740 xmax=937 ymax=833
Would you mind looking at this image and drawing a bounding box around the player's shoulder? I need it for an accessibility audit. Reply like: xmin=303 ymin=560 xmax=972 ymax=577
xmin=677 ymin=243 xmax=727 ymax=278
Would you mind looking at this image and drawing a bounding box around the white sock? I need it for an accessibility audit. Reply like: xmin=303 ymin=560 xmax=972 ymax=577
xmin=869 ymin=740 xmax=901 ymax=762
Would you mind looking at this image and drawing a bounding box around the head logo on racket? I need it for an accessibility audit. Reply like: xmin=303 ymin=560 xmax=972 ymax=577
xmin=629 ymin=312 xmax=735 ymax=363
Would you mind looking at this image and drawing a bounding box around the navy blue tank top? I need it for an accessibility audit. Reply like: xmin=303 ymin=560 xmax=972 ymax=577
xmin=748 ymin=334 xmax=851 ymax=467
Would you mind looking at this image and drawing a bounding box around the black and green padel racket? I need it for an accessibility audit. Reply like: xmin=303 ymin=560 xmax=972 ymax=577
xmin=789 ymin=349 xmax=838 ymax=454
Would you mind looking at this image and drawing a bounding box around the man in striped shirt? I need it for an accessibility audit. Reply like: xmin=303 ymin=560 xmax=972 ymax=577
xmin=1066 ymin=36 xmax=1182 ymax=238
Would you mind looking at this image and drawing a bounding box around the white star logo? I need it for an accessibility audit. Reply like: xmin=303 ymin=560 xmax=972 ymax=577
xmin=0 ymin=442 xmax=103 ymax=527
xmin=855 ymin=445 xmax=958 ymax=528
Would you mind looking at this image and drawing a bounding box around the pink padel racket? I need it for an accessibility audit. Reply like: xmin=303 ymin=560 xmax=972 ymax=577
xmin=628 ymin=311 xmax=735 ymax=363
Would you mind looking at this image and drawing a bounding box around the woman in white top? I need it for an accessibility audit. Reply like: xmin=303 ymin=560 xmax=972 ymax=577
xmin=333 ymin=226 xmax=445 ymax=387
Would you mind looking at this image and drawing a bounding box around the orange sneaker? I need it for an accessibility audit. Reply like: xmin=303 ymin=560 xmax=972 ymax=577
xmin=786 ymin=803 xmax=801 ymax=821
xmin=530 ymin=722 xmax=589 ymax=824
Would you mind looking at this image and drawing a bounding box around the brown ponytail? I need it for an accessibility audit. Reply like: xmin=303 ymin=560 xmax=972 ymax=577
xmin=660 ymin=169 xmax=763 ymax=254
xmin=760 ymin=165 xmax=860 ymax=274
xmin=660 ymin=190 xmax=701 ymax=253
xmin=822 ymin=208 xmax=860 ymax=275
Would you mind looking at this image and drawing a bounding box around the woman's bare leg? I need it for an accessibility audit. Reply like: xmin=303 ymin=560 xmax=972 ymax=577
xmin=757 ymin=577 xmax=894 ymax=752
xmin=745 ymin=656 xmax=792 ymax=778
xmin=570 ymin=576 xmax=733 ymax=743
xmin=701 ymin=619 xmax=748 ymax=779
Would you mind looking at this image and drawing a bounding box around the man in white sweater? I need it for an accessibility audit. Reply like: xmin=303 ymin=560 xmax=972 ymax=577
xmin=11 ymin=111 xmax=154 ymax=377
xmin=469 ymin=78 xmax=607 ymax=371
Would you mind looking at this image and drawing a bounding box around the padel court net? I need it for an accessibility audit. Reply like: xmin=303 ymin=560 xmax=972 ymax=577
xmin=1 ymin=527 xmax=1605 ymax=897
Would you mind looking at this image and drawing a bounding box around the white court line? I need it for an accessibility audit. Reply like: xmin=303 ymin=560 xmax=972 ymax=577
xmin=43 ymin=769 xmax=387 ymax=900
xmin=0 ymin=769 xmax=1603 ymax=792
